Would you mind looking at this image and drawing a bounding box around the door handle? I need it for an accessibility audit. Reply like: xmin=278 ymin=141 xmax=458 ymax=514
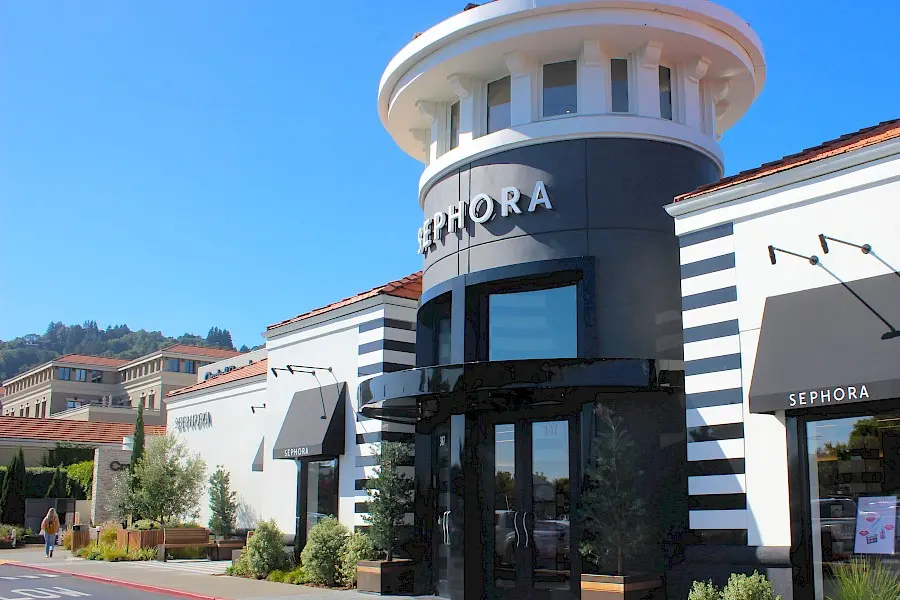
xmin=444 ymin=511 xmax=451 ymax=545
xmin=523 ymin=512 xmax=530 ymax=548
xmin=513 ymin=511 xmax=521 ymax=548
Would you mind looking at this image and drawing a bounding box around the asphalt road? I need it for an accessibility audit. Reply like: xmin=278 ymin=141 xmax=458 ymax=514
xmin=0 ymin=565 xmax=184 ymax=600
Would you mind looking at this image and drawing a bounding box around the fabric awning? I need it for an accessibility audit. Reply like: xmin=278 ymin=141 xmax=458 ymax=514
xmin=273 ymin=383 xmax=346 ymax=460
xmin=749 ymin=273 xmax=900 ymax=413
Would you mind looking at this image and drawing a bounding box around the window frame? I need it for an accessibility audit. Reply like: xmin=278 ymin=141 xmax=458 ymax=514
xmin=167 ymin=359 xmax=180 ymax=372
xmin=540 ymin=58 xmax=579 ymax=120
xmin=658 ymin=64 xmax=674 ymax=121
xmin=58 ymin=367 xmax=71 ymax=381
xmin=609 ymin=57 xmax=632 ymax=114
xmin=485 ymin=75 xmax=512 ymax=135
xmin=74 ymin=369 xmax=87 ymax=382
xmin=448 ymin=101 xmax=460 ymax=150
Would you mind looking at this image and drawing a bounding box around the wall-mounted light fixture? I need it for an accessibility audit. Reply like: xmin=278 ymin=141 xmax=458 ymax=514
xmin=250 ymin=403 xmax=266 ymax=414
xmin=768 ymin=245 xmax=819 ymax=266
xmin=269 ymin=364 xmax=339 ymax=420
xmin=818 ymin=234 xmax=871 ymax=255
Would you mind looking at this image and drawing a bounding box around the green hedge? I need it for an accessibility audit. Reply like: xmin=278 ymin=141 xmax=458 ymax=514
xmin=0 ymin=465 xmax=90 ymax=500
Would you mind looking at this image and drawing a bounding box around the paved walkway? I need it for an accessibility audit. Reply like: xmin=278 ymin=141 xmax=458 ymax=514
xmin=0 ymin=547 xmax=426 ymax=600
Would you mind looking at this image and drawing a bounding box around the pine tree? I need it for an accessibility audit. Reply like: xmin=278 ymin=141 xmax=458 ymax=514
xmin=45 ymin=466 xmax=68 ymax=498
xmin=0 ymin=448 xmax=27 ymax=525
xmin=579 ymin=406 xmax=648 ymax=575
xmin=208 ymin=466 xmax=237 ymax=537
xmin=131 ymin=401 xmax=145 ymax=476
xmin=364 ymin=442 xmax=414 ymax=561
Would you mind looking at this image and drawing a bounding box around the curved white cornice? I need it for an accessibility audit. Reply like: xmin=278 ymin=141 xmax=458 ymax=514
xmin=379 ymin=0 xmax=766 ymax=163
xmin=417 ymin=114 xmax=724 ymax=203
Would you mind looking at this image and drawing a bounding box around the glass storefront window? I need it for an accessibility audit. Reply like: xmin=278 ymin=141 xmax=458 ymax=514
xmin=806 ymin=413 xmax=900 ymax=600
xmin=489 ymin=285 xmax=577 ymax=361
xmin=437 ymin=316 xmax=451 ymax=365
xmin=306 ymin=459 xmax=338 ymax=538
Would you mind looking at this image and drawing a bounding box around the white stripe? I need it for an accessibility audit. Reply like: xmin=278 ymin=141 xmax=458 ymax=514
xmin=682 ymin=302 xmax=739 ymax=329
xmin=689 ymin=509 xmax=747 ymax=529
xmin=683 ymin=335 xmax=740 ymax=361
xmin=680 ymin=236 xmax=734 ymax=264
xmin=688 ymin=439 xmax=745 ymax=461
xmin=358 ymin=327 xmax=417 ymax=346
xmin=681 ymin=268 xmax=736 ymax=297
xmin=40 ymin=574 xmax=59 ymax=578
xmin=19 ymin=575 xmax=39 ymax=579
xmin=358 ymin=327 xmax=388 ymax=345
xmin=685 ymin=369 xmax=743 ymax=395
xmin=382 ymin=350 xmax=416 ymax=365
xmin=689 ymin=474 xmax=746 ymax=495
xmin=686 ymin=404 xmax=744 ymax=427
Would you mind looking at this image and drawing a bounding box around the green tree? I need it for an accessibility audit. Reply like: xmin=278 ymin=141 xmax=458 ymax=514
xmin=131 ymin=401 xmax=145 ymax=479
xmin=45 ymin=466 xmax=68 ymax=498
xmin=0 ymin=448 xmax=26 ymax=525
xmin=579 ymin=405 xmax=647 ymax=575
xmin=107 ymin=434 xmax=206 ymax=531
xmin=208 ymin=466 xmax=237 ymax=537
xmin=364 ymin=442 xmax=414 ymax=561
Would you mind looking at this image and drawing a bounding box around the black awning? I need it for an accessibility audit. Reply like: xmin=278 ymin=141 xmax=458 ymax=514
xmin=273 ymin=383 xmax=346 ymax=460
xmin=749 ymin=273 xmax=900 ymax=413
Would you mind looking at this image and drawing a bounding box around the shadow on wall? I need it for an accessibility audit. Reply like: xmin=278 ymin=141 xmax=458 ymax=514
xmin=236 ymin=497 xmax=261 ymax=531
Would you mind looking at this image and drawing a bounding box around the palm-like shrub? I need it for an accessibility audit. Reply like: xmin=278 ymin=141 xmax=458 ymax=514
xmin=828 ymin=559 xmax=899 ymax=600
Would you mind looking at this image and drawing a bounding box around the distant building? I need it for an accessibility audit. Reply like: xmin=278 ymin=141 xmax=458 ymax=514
xmin=1 ymin=345 xmax=243 ymax=426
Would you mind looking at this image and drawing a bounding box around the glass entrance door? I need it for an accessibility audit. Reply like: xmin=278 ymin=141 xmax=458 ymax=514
xmin=434 ymin=422 xmax=451 ymax=598
xmin=488 ymin=418 xmax=574 ymax=600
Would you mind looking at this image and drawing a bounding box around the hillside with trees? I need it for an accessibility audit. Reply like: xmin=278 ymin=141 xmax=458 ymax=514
xmin=0 ymin=321 xmax=252 ymax=382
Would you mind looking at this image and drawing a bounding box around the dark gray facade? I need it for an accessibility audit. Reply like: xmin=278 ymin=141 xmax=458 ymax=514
xmin=421 ymin=139 xmax=720 ymax=360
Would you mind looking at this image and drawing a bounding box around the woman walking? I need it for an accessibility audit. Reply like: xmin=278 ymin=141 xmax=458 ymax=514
xmin=40 ymin=507 xmax=60 ymax=558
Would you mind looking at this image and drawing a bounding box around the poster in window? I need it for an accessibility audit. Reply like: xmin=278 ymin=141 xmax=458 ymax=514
xmin=853 ymin=496 xmax=897 ymax=554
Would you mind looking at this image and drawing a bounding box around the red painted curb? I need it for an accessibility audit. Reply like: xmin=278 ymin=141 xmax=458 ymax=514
xmin=6 ymin=561 xmax=227 ymax=600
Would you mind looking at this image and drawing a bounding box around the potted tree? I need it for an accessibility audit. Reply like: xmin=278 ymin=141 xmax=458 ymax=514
xmin=208 ymin=466 xmax=244 ymax=560
xmin=579 ymin=405 xmax=662 ymax=600
xmin=356 ymin=442 xmax=416 ymax=595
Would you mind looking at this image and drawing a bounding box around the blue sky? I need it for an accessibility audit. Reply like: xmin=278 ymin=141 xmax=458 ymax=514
xmin=1 ymin=1 xmax=897 ymax=349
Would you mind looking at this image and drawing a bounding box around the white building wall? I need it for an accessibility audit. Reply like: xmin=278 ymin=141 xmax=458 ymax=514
xmin=670 ymin=145 xmax=900 ymax=547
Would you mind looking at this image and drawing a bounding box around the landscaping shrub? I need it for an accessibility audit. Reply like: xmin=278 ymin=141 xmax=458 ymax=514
xmin=76 ymin=544 xmax=104 ymax=560
xmin=61 ymin=529 xmax=73 ymax=550
xmin=688 ymin=579 xmax=721 ymax=600
xmin=266 ymin=569 xmax=286 ymax=583
xmin=301 ymin=517 xmax=349 ymax=587
xmin=132 ymin=519 xmax=160 ymax=530
xmin=226 ymin=553 xmax=252 ymax=577
xmin=99 ymin=527 xmax=119 ymax=546
xmin=168 ymin=546 xmax=206 ymax=560
xmin=339 ymin=531 xmax=376 ymax=586
xmin=245 ymin=519 xmax=287 ymax=579
xmin=721 ymin=571 xmax=781 ymax=600
xmin=828 ymin=558 xmax=900 ymax=600
xmin=100 ymin=544 xmax=129 ymax=562
xmin=283 ymin=565 xmax=311 ymax=585
xmin=75 ymin=542 xmax=155 ymax=562
xmin=66 ymin=460 xmax=94 ymax=499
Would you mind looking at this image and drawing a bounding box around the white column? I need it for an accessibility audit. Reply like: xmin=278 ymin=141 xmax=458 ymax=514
xmin=708 ymin=78 xmax=731 ymax=140
xmin=635 ymin=41 xmax=664 ymax=118
xmin=504 ymin=51 xmax=536 ymax=126
xmin=681 ymin=56 xmax=711 ymax=130
xmin=579 ymin=40 xmax=609 ymax=115
xmin=410 ymin=128 xmax=430 ymax=166
xmin=447 ymin=73 xmax=481 ymax=144
xmin=416 ymin=100 xmax=439 ymax=163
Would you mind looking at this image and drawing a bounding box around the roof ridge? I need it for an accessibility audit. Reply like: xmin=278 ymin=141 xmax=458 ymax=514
xmin=167 ymin=358 xmax=268 ymax=398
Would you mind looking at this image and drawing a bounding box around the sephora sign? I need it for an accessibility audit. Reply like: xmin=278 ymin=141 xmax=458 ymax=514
xmin=417 ymin=181 xmax=553 ymax=255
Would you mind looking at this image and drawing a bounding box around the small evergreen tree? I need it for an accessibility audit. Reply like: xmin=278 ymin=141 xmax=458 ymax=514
xmin=45 ymin=466 xmax=68 ymax=498
xmin=208 ymin=466 xmax=237 ymax=537
xmin=364 ymin=442 xmax=414 ymax=561
xmin=579 ymin=405 xmax=648 ymax=575
xmin=131 ymin=402 xmax=145 ymax=479
xmin=0 ymin=448 xmax=26 ymax=524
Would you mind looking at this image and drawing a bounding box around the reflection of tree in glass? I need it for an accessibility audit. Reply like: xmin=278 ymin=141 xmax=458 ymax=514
xmin=579 ymin=405 xmax=647 ymax=575
xmin=496 ymin=471 xmax=515 ymax=509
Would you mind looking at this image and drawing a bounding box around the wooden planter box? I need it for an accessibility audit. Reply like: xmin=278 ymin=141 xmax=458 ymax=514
xmin=356 ymin=559 xmax=417 ymax=595
xmin=581 ymin=574 xmax=663 ymax=600
xmin=71 ymin=529 xmax=91 ymax=553
xmin=117 ymin=529 xmax=163 ymax=550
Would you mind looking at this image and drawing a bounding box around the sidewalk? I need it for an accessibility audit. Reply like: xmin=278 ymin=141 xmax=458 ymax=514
xmin=0 ymin=547 xmax=425 ymax=600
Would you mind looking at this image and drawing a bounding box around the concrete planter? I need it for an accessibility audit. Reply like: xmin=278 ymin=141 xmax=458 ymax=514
xmin=581 ymin=574 xmax=663 ymax=600
xmin=356 ymin=559 xmax=416 ymax=595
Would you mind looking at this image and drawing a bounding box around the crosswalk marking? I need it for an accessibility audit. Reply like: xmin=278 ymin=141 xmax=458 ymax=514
xmin=0 ymin=574 xmax=61 ymax=581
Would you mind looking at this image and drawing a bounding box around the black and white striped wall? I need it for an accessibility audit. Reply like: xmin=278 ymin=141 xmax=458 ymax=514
xmin=353 ymin=309 xmax=417 ymax=529
xmin=680 ymin=222 xmax=748 ymax=545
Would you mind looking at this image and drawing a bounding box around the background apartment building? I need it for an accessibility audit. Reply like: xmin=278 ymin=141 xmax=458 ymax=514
xmin=1 ymin=345 xmax=243 ymax=426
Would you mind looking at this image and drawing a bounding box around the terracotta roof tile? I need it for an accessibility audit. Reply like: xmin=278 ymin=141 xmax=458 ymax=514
xmin=167 ymin=359 xmax=267 ymax=398
xmin=675 ymin=119 xmax=900 ymax=202
xmin=267 ymin=272 xmax=423 ymax=331
xmin=162 ymin=345 xmax=244 ymax=359
xmin=0 ymin=416 xmax=165 ymax=445
xmin=54 ymin=354 xmax=130 ymax=368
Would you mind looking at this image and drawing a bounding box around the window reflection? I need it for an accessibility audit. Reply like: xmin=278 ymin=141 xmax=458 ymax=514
xmin=543 ymin=61 xmax=577 ymax=117
xmin=306 ymin=459 xmax=338 ymax=538
xmin=487 ymin=77 xmax=511 ymax=134
xmin=807 ymin=414 xmax=900 ymax=600
xmin=489 ymin=285 xmax=577 ymax=361
xmin=611 ymin=58 xmax=629 ymax=113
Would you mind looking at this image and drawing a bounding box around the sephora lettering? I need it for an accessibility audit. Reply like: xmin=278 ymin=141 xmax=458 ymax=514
xmin=417 ymin=181 xmax=553 ymax=255
xmin=789 ymin=385 xmax=870 ymax=407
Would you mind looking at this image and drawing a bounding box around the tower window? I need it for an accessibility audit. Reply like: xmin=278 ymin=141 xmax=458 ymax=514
xmin=449 ymin=101 xmax=460 ymax=150
xmin=611 ymin=58 xmax=630 ymax=113
xmin=659 ymin=66 xmax=673 ymax=120
xmin=487 ymin=76 xmax=511 ymax=134
xmin=542 ymin=60 xmax=577 ymax=117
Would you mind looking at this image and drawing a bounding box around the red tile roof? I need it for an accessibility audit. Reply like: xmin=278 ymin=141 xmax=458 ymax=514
xmin=675 ymin=119 xmax=900 ymax=202
xmin=167 ymin=359 xmax=267 ymax=398
xmin=162 ymin=345 xmax=244 ymax=359
xmin=0 ymin=416 xmax=165 ymax=445
xmin=54 ymin=354 xmax=130 ymax=368
xmin=267 ymin=272 xmax=423 ymax=331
